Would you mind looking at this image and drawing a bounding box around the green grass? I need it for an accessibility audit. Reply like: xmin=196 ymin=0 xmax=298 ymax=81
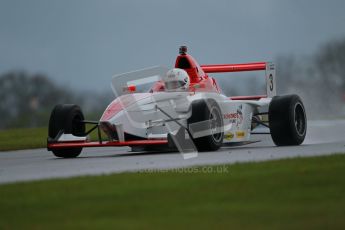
xmin=0 ymin=126 xmax=105 ymax=151
xmin=1 ymin=154 xmax=345 ymax=229
xmin=0 ymin=127 xmax=47 ymax=151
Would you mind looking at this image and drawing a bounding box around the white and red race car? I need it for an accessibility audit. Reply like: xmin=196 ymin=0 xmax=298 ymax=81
xmin=47 ymin=46 xmax=307 ymax=158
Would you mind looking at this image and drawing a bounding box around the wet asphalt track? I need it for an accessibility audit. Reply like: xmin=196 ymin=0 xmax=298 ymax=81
xmin=0 ymin=120 xmax=345 ymax=184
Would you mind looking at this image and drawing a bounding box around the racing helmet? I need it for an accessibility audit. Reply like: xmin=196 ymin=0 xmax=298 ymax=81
xmin=163 ymin=68 xmax=190 ymax=91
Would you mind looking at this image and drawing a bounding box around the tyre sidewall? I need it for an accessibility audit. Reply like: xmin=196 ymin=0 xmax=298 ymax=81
xmin=48 ymin=104 xmax=85 ymax=158
xmin=269 ymin=94 xmax=307 ymax=146
xmin=187 ymin=99 xmax=224 ymax=151
xmin=288 ymin=96 xmax=307 ymax=144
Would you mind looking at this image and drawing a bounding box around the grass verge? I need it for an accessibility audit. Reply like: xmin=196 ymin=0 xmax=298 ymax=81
xmin=0 ymin=127 xmax=47 ymax=151
xmin=0 ymin=126 xmax=105 ymax=151
xmin=1 ymin=154 xmax=345 ymax=229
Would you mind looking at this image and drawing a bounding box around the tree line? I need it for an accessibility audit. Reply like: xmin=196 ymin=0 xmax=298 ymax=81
xmin=0 ymin=72 xmax=113 ymax=129
xmin=276 ymin=38 xmax=345 ymax=118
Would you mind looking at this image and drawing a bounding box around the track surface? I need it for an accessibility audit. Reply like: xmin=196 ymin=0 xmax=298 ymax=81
xmin=1 ymin=120 xmax=345 ymax=184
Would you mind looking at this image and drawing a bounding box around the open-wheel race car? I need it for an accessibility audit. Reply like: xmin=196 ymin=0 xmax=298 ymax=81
xmin=47 ymin=46 xmax=307 ymax=158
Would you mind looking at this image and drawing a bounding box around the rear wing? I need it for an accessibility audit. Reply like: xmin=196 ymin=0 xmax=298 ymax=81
xmin=201 ymin=62 xmax=276 ymax=99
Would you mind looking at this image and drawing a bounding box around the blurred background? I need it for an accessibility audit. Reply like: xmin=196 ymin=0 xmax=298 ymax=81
xmin=1 ymin=0 xmax=345 ymax=129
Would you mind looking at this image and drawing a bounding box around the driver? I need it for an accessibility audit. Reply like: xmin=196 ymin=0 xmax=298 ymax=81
xmin=163 ymin=68 xmax=190 ymax=91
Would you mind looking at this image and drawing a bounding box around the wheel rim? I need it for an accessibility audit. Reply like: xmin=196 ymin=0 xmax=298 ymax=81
xmin=294 ymin=103 xmax=306 ymax=136
xmin=209 ymin=107 xmax=223 ymax=143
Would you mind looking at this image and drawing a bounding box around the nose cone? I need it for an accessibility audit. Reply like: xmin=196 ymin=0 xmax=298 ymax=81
xmin=100 ymin=93 xmax=152 ymax=121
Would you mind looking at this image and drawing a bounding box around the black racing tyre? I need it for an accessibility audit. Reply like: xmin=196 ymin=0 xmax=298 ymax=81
xmin=48 ymin=104 xmax=85 ymax=158
xmin=269 ymin=95 xmax=307 ymax=146
xmin=187 ymin=99 xmax=224 ymax=151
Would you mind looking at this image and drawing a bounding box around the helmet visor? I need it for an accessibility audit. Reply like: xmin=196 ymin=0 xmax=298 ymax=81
xmin=164 ymin=80 xmax=186 ymax=90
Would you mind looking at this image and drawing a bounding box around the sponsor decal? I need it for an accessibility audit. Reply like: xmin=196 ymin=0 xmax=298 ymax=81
xmin=223 ymin=105 xmax=244 ymax=128
xmin=236 ymin=131 xmax=245 ymax=138
xmin=224 ymin=132 xmax=234 ymax=140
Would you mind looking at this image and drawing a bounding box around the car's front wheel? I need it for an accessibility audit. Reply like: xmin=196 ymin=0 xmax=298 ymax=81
xmin=48 ymin=104 xmax=85 ymax=158
xmin=187 ymin=99 xmax=224 ymax=151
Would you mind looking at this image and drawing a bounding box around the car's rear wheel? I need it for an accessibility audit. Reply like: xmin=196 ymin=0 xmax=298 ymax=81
xmin=48 ymin=104 xmax=85 ymax=158
xmin=269 ymin=95 xmax=307 ymax=146
xmin=187 ymin=99 xmax=224 ymax=151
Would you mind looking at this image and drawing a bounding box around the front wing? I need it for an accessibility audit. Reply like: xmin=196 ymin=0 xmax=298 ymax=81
xmin=47 ymin=139 xmax=168 ymax=150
